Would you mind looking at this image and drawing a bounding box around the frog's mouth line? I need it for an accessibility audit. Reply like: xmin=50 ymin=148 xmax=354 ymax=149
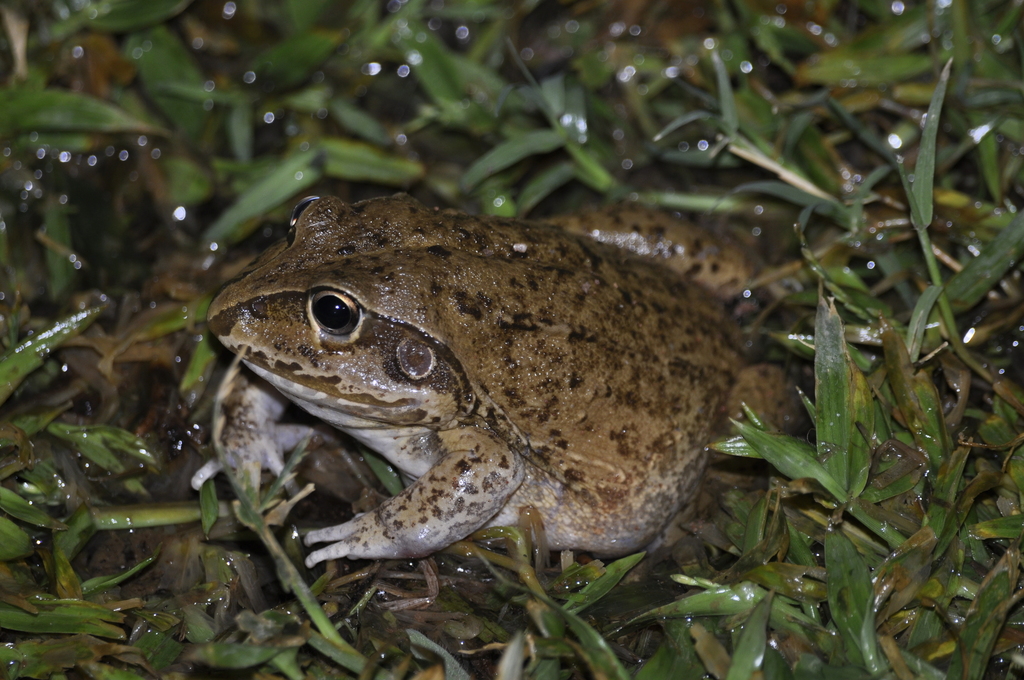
xmin=242 ymin=361 xmax=433 ymax=429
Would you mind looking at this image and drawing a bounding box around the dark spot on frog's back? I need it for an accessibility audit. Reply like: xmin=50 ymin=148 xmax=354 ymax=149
xmin=426 ymin=245 xmax=452 ymax=258
xmin=453 ymin=291 xmax=482 ymax=319
xmin=568 ymin=327 xmax=596 ymax=343
xmin=564 ymin=468 xmax=585 ymax=483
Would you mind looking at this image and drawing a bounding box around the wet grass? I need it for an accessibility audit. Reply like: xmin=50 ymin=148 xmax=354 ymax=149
xmin=1 ymin=0 xmax=1024 ymax=678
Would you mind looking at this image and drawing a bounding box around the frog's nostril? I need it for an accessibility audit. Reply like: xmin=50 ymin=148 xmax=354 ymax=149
xmin=250 ymin=298 xmax=269 ymax=318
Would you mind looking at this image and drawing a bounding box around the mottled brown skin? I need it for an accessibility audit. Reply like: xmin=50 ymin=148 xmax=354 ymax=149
xmin=204 ymin=195 xmax=742 ymax=565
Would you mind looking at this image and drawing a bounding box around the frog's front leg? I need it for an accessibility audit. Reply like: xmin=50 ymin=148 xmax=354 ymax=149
xmin=304 ymin=427 xmax=524 ymax=566
xmin=191 ymin=370 xmax=316 ymax=492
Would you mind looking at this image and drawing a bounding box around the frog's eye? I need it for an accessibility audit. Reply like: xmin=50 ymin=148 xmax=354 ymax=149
xmin=290 ymin=196 xmax=320 ymax=227
xmin=310 ymin=290 xmax=361 ymax=335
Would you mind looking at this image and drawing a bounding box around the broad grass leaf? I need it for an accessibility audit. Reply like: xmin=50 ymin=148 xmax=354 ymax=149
xmin=0 ymin=487 xmax=67 ymax=530
xmin=968 ymin=514 xmax=1024 ymax=540
xmin=0 ymin=600 xmax=126 ymax=639
xmin=461 ymin=130 xmax=565 ymax=192
xmin=872 ymin=526 xmax=935 ymax=621
xmin=825 ymin=528 xmax=882 ymax=672
xmin=946 ymin=548 xmax=1019 ymax=680
xmin=321 ymin=137 xmax=425 ymax=185
xmin=250 ymin=30 xmax=341 ymax=90
xmin=0 ymin=90 xmax=161 ymax=137
xmin=89 ymin=0 xmax=193 ymax=32
xmin=731 ymin=420 xmax=846 ymax=500
xmin=945 ymin=211 xmax=1024 ymax=313
xmin=329 ymin=96 xmax=393 ymax=147
xmin=815 ymin=297 xmax=852 ymax=491
xmin=725 ymin=591 xmax=772 ymax=680
xmin=124 ymin=27 xmax=206 ymax=139
xmin=910 ymin=59 xmax=951 ymax=230
xmin=0 ymin=307 xmax=104 ymax=408
xmin=906 ymin=284 xmax=942 ymax=362
xmin=880 ymin=322 xmax=950 ymax=468
xmin=564 ymin=552 xmax=645 ymax=615
xmin=518 ymin=161 xmax=575 ymax=215
xmin=743 ymin=563 xmax=828 ymax=602
xmin=0 ymin=517 xmax=33 ymax=561
xmin=635 ymin=620 xmax=700 ymax=679
xmin=47 ymin=424 xmax=160 ymax=472
xmin=185 ymin=642 xmax=286 ymax=669
xmin=202 ymin=148 xmax=324 ymax=244
xmin=798 ymin=54 xmax=930 ymax=87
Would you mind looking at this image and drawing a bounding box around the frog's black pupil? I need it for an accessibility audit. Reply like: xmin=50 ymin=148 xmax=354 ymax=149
xmin=313 ymin=294 xmax=357 ymax=333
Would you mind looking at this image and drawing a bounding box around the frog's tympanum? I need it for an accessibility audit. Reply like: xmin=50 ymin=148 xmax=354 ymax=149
xmin=198 ymin=195 xmax=753 ymax=568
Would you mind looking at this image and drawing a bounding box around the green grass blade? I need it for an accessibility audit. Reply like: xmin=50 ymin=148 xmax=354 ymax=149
xmin=186 ymin=643 xmax=287 ymax=669
xmin=945 ymin=211 xmax=1024 ymax=312
xmin=408 ymin=629 xmax=471 ymax=680
xmin=0 ymin=306 xmax=104 ymax=408
xmin=81 ymin=549 xmax=160 ymax=598
xmin=911 ymin=59 xmax=952 ymax=230
xmin=0 ymin=487 xmax=66 ymax=530
xmin=518 ymin=161 xmax=575 ymax=215
xmin=539 ymin=599 xmax=631 ymax=680
xmin=825 ymin=528 xmax=883 ymax=672
xmin=0 ymin=89 xmax=163 ymax=136
xmin=461 ymin=129 xmax=565 ymax=192
xmin=328 ymin=97 xmax=393 ymax=147
xmin=880 ymin=322 xmax=950 ymax=468
xmin=725 ymin=591 xmax=772 ymax=680
xmin=907 ymin=285 xmax=942 ymax=361
xmin=731 ymin=420 xmax=846 ymax=500
xmin=0 ymin=600 xmax=126 ymax=639
xmin=199 ymin=478 xmax=219 ymax=536
xmin=0 ymin=516 xmax=33 ymax=560
xmin=202 ymin=148 xmax=324 ymax=244
xmin=712 ymin=51 xmax=738 ymax=136
xmin=815 ymin=297 xmax=852 ymax=492
xmin=945 ymin=548 xmax=1019 ymax=680
xmin=564 ymin=552 xmax=645 ymax=615
xmin=89 ymin=0 xmax=193 ymax=32
xmin=320 ymin=137 xmax=425 ymax=185
xmin=635 ymin=620 xmax=701 ymax=679
xmin=250 ymin=30 xmax=340 ymax=90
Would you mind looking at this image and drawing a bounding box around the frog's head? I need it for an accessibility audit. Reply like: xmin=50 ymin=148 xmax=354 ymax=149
xmin=206 ymin=196 xmax=477 ymax=429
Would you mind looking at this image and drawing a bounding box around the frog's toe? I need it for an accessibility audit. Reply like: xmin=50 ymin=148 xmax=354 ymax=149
xmin=305 ymin=522 xmax=357 ymax=546
xmin=304 ymin=520 xmax=407 ymax=564
xmin=190 ymin=460 xmax=223 ymax=490
xmin=305 ymin=543 xmax=352 ymax=567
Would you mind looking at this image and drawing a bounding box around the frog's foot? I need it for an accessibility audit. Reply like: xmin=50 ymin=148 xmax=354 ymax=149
xmin=190 ymin=370 xmax=315 ymax=491
xmin=304 ymin=428 xmax=524 ymax=566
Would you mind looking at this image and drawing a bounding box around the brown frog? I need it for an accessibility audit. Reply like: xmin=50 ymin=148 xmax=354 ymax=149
xmin=196 ymin=195 xmax=762 ymax=567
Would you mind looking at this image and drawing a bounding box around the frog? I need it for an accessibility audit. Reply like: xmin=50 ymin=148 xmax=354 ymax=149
xmin=195 ymin=194 xmax=765 ymax=568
